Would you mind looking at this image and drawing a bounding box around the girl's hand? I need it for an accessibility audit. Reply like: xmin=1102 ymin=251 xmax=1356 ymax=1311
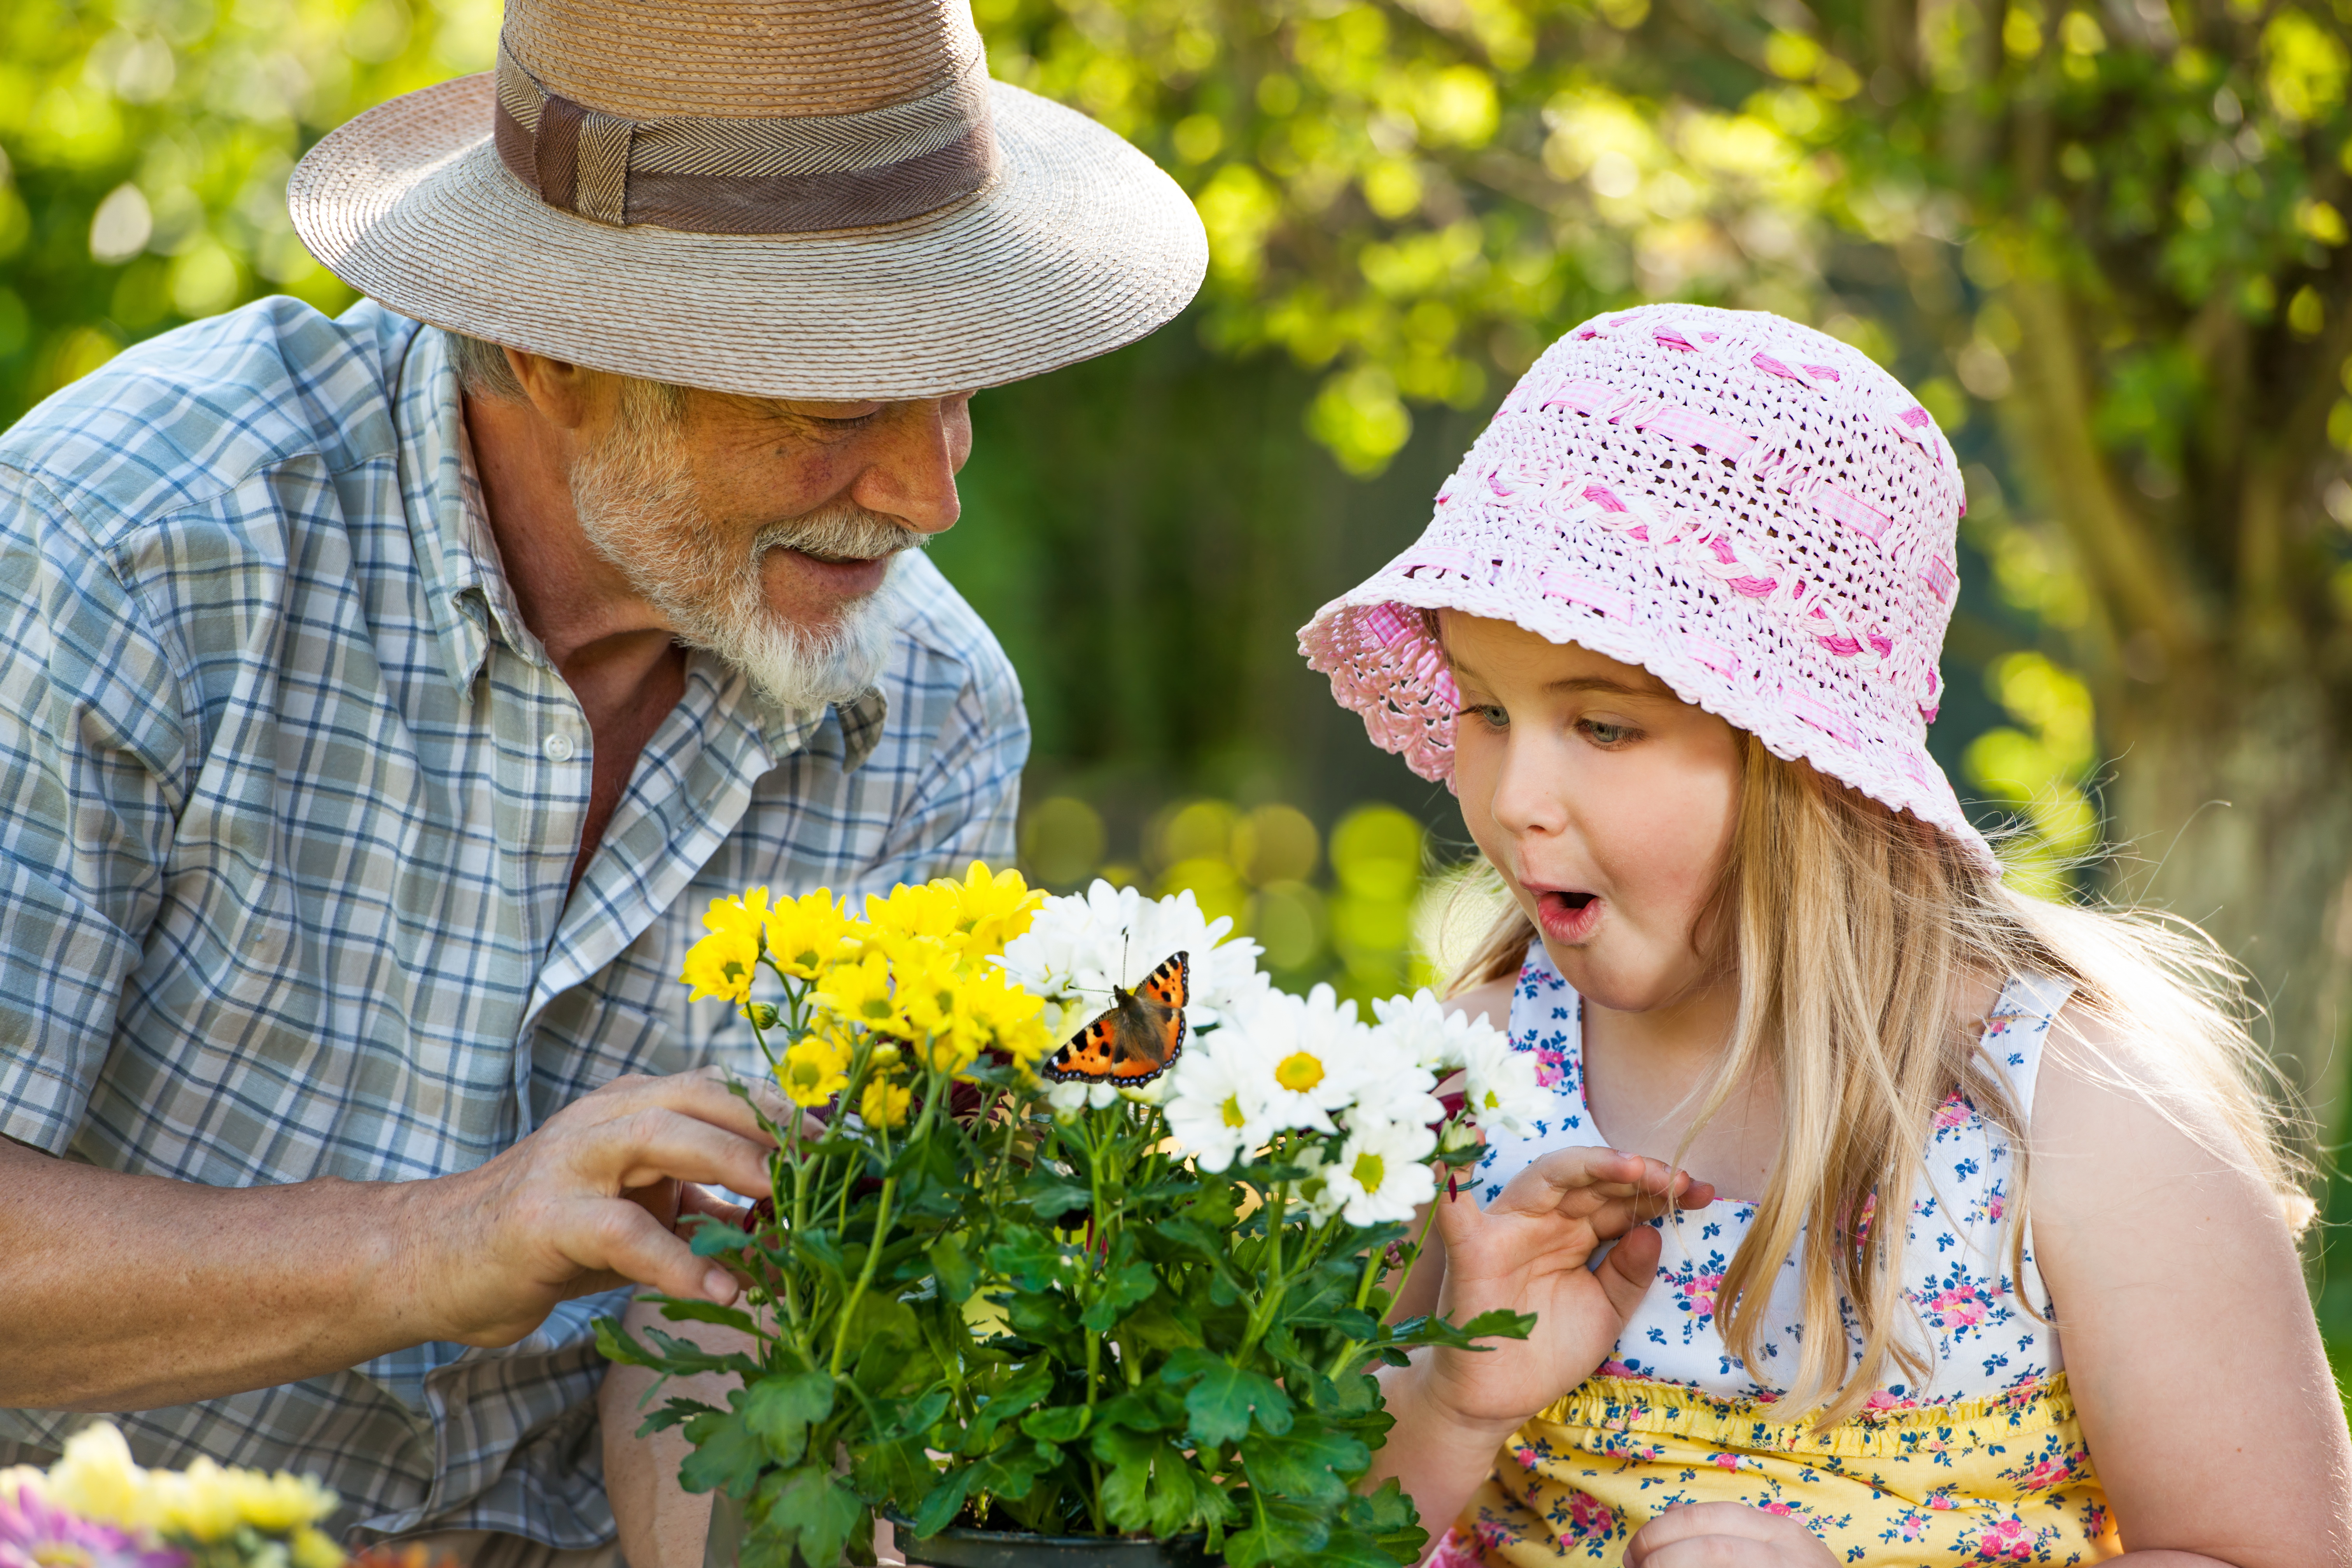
xmin=1625 ymin=1503 xmax=1838 ymax=1566
xmin=1422 ymin=1145 xmax=1711 ymax=1433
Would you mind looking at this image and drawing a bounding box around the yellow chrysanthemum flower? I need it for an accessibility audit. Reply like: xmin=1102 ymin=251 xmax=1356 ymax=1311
xmin=44 ymin=1423 xmax=147 ymax=1530
xmin=860 ymin=1077 xmax=912 ymax=1129
xmin=763 ymin=888 xmax=852 ymax=980
xmin=944 ymin=861 xmax=1043 ymax=955
xmin=778 ymin=1032 xmax=852 ymax=1107
xmin=292 ymin=1527 xmax=347 ymax=1568
xmin=680 ymin=892 xmax=768 ymax=1004
xmin=813 ymin=948 xmax=899 ymax=1032
xmin=862 ymin=881 xmax=961 ymax=947
xmin=963 ymin=967 xmax=1053 ymax=1069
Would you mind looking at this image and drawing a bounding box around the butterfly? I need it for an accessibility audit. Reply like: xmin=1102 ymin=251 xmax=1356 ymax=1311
xmin=1038 ymin=951 xmax=1190 ymax=1085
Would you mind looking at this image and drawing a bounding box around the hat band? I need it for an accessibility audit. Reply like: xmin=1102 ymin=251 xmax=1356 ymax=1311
xmin=491 ymin=40 xmax=1000 ymax=234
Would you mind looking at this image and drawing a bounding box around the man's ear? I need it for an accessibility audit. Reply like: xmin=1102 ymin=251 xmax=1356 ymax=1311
xmin=504 ymin=347 xmax=600 ymax=431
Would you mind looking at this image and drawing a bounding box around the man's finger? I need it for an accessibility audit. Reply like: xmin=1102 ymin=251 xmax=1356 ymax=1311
xmin=600 ymin=1106 xmax=779 ymax=1197
xmin=588 ymin=1069 xmax=786 ymax=1149
xmin=560 ymin=1194 xmax=741 ymax=1306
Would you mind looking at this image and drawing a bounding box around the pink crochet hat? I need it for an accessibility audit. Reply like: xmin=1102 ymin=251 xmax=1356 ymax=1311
xmin=1299 ymin=302 xmax=1997 ymax=876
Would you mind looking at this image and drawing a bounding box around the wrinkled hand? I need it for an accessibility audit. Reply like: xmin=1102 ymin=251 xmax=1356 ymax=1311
xmin=1624 ymin=1503 xmax=1839 ymax=1567
xmin=412 ymin=1068 xmax=783 ymax=1347
xmin=1421 ymin=1146 xmax=1711 ymax=1436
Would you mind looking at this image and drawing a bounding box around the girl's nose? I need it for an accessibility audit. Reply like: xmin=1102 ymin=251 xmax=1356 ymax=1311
xmin=1486 ymin=731 xmax=1570 ymax=841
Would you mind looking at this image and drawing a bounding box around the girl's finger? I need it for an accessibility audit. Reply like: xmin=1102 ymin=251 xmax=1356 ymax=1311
xmin=1626 ymin=1503 xmax=1836 ymax=1566
xmin=1592 ymin=1218 xmax=1662 ymax=1321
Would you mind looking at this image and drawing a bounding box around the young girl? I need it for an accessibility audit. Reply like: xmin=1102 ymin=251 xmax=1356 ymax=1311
xmin=1299 ymin=305 xmax=2352 ymax=1566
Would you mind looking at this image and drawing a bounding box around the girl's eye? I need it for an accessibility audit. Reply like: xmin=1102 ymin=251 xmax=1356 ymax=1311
xmin=1580 ymin=718 xmax=1639 ymax=746
xmin=1467 ymin=703 xmax=1510 ymax=730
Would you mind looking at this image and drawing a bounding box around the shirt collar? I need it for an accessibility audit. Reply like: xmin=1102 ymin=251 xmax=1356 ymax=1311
xmin=392 ymin=326 xmax=888 ymax=773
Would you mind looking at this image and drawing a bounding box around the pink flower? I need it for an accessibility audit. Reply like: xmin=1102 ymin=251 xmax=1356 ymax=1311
xmin=0 ymin=1494 xmax=186 ymax=1568
xmin=1678 ymin=1272 xmax=1725 ymax=1317
xmin=1986 ymin=1197 xmax=2005 ymax=1220
xmin=1711 ymin=1454 xmax=1742 ymax=1470
xmin=1564 ymin=1492 xmax=1616 ymax=1541
xmin=1976 ymin=1518 xmax=2034 ymax=1561
xmin=1423 ymin=1529 xmax=1484 ymax=1568
xmin=1927 ymin=1288 xmax=1987 ymax=1326
xmin=1511 ymin=1445 xmax=1540 ymax=1471
xmin=1761 ymin=1502 xmax=1799 ymax=1518
xmin=1860 ymin=1389 xmax=1921 ymax=1414
xmin=1934 ymin=1097 xmax=1972 ymax=1131
xmin=1598 ymin=1360 xmax=1639 ymax=1378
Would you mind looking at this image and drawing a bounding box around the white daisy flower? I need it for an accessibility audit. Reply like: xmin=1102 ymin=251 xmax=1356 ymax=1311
xmin=1460 ymin=1024 xmax=1549 ymax=1140
xmin=1221 ymin=984 xmax=1370 ymax=1137
xmin=1371 ymin=988 xmax=1497 ymax=1075
xmin=1045 ymin=1079 xmax=1121 ymax=1116
xmin=1323 ymin=1115 xmax=1440 ymax=1227
xmin=999 ymin=880 xmax=1268 ymax=1028
xmin=1345 ymin=1024 xmax=1445 ymax=1136
xmin=1164 ymin=1032 xmax=1278 ymax=1173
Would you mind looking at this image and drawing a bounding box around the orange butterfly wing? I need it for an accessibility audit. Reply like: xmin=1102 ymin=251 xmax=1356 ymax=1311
xmin=1040 ymin=1012 xmax=1122 ymax=1082
xmin=1039 ymin=952 xmax=1190 ymax=1084
xmin=1135 ymin=951 xmax=1190 ymax=1009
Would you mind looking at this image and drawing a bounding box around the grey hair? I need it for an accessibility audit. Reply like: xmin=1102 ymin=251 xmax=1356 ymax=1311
xmin=441 ymin=329 xmax=689 ymax=427
xmin=443 ymin=329 xmax=527 ymax=401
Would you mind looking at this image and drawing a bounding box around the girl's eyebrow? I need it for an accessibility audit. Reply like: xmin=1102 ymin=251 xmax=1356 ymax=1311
xmin=1548 ymin=674 xmax=1671 ymax=698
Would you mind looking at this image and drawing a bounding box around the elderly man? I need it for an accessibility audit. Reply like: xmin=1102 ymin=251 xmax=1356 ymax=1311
xmin=0 ymin=0 xmax=1203 ymax=1563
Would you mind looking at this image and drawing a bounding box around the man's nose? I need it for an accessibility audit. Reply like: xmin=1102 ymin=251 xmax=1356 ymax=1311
xmin=845 ymin=396 xmax=969 ymax=536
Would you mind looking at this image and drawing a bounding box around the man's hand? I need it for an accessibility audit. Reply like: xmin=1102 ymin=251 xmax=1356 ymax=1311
xmin=413 ymin=1068 xmax=783 ymax=1347
xmin=1421 ymin=1146 xmax=1711 ymax=1435
xmin=1624 ymin=1503 xmax=1839 ymax=1566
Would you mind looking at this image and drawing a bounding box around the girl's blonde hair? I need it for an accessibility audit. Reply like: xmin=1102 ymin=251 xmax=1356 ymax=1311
xmin=1451 ymin=733 xmax=2312 ymax=1426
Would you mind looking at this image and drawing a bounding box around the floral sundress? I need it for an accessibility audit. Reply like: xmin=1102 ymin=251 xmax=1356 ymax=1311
xmin=1432 ymin=944 xmax=2117 ymax=1565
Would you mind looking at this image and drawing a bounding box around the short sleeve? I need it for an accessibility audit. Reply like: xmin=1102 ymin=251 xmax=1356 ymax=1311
xmin=0 ymin=466 xmax=187 ymax=1153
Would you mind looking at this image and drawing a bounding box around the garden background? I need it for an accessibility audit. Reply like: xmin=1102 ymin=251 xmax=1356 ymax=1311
xmin=5 ymin=0 xmax=2351 ymax=1377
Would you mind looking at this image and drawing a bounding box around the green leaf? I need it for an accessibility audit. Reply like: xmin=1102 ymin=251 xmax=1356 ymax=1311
xmin=677 ymin=1409 xmax=767 ymax=1499
xmin=929 ymin=1233 xmax=979 ymax=1303
xmin=1238 ymin=1420 xmax=1367 ymax=1506
xmin=752 ymin=1465 xmax=864 ymax=1568
xmin=1098 ymin=1435 xmax=1222 ymax=1538
xmin=655 ymin=1298 xmax=761 ymax=1335
xmin=909 ymin=1465 xmax=978 ymax=1538
xmin=1079 ymin=1257 xmax=1158 ymax=1333
xmin=1161 ymin=1348 xmax=1294 ymax=1446
xmin=1288 ymin=1307 xmax=1379 ymax=1339
xmin=1384 ymin=1308 xmax=1536 ymax=1353
xmin=685 ymin=1218 xmax=757 ymax=1256
xmin=984 ymin=1225 xmax=1068 ymax=1292
xmin=1223 ymin=1496 xmax=1331 ymax=1568
xmin=593 ymin=1316 xmax=662 ymax=1368
xmin=635 ymin=1325 xmax=765 ymax=1380
xmin=632 ymin=1397 xmax=724 ymax=1438
xmin=1019 ymin=1404 xmax=1091 ymax=1444
xmin=1346 ymin=1477 xmax=1428 ymax=1563
xmin=1018 ymin=1168 xmax=1093 ymax=1220
xmin=740 ymin=1370 xmax=835 ymax=1466
xmin=880 ymin=1386 xmax=953 ymax=1443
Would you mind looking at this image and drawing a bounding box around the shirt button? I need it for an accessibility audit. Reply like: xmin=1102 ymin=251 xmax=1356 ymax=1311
xmin=542 ymin=732 xmax=576 ymax=763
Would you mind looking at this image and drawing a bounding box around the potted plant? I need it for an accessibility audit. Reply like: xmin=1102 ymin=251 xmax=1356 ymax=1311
xmin=604 ymin=868 xmax=1548 ymax=1568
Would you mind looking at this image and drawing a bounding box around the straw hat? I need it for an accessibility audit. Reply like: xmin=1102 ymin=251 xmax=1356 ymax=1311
xmin=288 ymin=0 xmax=1209 ymax=400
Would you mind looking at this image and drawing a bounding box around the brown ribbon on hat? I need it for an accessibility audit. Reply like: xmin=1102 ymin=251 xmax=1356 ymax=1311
xmin=492 ymin=38 xmax=1000 ymax=234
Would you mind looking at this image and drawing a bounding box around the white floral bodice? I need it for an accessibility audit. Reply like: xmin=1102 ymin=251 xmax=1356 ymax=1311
xmin=1472 ymin=944 xmax=2072 ymax=1409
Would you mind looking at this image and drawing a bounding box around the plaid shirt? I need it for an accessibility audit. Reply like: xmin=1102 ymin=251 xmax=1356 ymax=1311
xmin=0 ymin=299 xmax=1026 ymax=1546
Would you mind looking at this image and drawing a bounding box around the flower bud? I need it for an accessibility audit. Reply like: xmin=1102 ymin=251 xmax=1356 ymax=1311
xmin=743 ymin=1002 xmax=780 ymax=1030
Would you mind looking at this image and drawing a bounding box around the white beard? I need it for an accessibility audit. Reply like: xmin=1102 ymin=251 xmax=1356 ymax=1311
xmin=566 ymin=391 xmax=919 ymax=714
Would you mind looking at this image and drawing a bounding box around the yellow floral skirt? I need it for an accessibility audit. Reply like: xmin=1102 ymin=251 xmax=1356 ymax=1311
xmin=1443 ymin=1374 xmax=2118 ymax=1566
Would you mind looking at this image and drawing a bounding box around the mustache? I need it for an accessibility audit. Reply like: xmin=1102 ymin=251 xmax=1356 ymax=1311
xmin=761 ymin=504 xmax=926 ymax=564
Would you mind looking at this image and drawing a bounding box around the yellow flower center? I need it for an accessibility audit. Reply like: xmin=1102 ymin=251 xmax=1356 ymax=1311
xmin=1275 ymin=1052 xmax=1325 ymax=1093
xmin=1351 ymin=1151 xmax=1386 ymax=1193
xmin=1220 ymin=1095 xmax=1247 ymax=1129
xmin=861 ymin=998 xmax=893 ymax=1020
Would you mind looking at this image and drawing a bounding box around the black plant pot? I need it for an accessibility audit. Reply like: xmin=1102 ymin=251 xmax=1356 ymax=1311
xmin=895 ymin=1524 xmax=1215 ymax=1568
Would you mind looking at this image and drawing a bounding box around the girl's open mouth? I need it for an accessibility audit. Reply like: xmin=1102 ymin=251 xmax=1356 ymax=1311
xmin=1535 ymin=889 xmax=1603 ymax=944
